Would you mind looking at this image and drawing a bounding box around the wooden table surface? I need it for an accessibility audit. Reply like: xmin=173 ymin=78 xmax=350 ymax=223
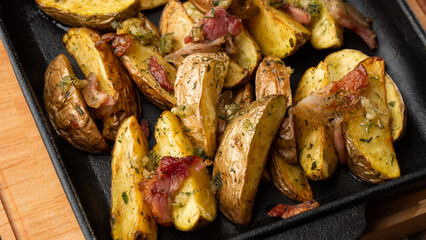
xmin=0 ymin=1 xmax=425 ymax=239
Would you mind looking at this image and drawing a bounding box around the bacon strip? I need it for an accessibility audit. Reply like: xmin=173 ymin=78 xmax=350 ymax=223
xmin=283 ymin=4 xmax=311 ymax=25
xmin=140 ymin=156 xmax=209 ymax=226
xmin=293 ymin=64 xmax=369 ymax=124
xmin=332 ymin=117 xmax=347 ymax=164
xmin=148 ymin=56 xmax=173 ymax=92
xmin=81 ymin=72 xmax=116 ymax=109
xmin=186 ymin=7 xmax=242 ymax=44
xmin=96 ymin=33 xmax=134 ymax=57
xmin=325 ymin=0 xmax=377 ymax=49
xmin=140 ymin=119 xmax=150 ymax=139
xmin=268 ymin=200 xmax=320 ymax=219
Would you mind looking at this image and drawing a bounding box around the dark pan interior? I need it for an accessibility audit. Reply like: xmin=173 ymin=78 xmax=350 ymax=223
xmin=0 ymin=0 xmax=426 ymax=239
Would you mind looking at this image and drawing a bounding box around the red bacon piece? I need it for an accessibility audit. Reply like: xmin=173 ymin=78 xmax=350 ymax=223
xmin=95 ymin=33 xmax=134 ymax=57
xmin=140 ymin=156 xmax=209 ymax=226
xmin=283 ymin=4 xmax=311 ymax=25
xmin=268 ymin=200 xmax=320 ymax=219
xmin=81 ymin=72 xmax=116 ymax=109
xmin=148 ymin=56 xmax=174 ymax=92
xmin=186 ymin=7 xmax=242 ymax=43
xmin=140 ymin=119 xmax=150 ymax=139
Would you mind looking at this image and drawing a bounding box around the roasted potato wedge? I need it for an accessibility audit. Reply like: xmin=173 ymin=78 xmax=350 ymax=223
xmin=256 ymin=56 xmax=297 ymax=164
xmin=117 ymin=16 xmax=177 ymax=110
xmin=173 ymin=53 xmax=229 ymax=157
xmin=44 ymin=54 xmax=108 ymax=153
xmin=36 ymin=0 xmax=139 ymax=30
xmin=150 ymin=111 xmax=217 ymax=231
xmin=63 ymin=28 xmax=140 ymax=141
xmin=324 ymin=49 xmax=406 ymax=142
xmin=269 ymin=149 xmax=313 ymax=201
xmin=213 ymin=95 xmax=287 ymax=225
xmin=343 ymin=58 xmax=400 ymax=183
xmin=141 ymin=0 xmax=169 ymax=10
xmin=294 ymin=61 xmax=338 ymax=180
xmin=111 ymin=116 xmax=157 ymax=240
xmin=245 ymin=0 xmax=310 ymax=59
xmin=183 ymin=1 xmax=206 ymax=20
xmin=188 ymin=0 xmax=259 ymax=20
xmin=230 ymin=28 xmax=262 ymax=77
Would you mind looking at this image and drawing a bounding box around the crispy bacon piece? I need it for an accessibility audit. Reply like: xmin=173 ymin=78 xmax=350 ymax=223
xmin=148 ymin=56 xmax=173 ymax=92
xmin=95 ymin=33 xmax=134 ymax=57
xmin=81 ymin=72 xmax=116 ymax=109
xmin=293 ymin=64 xmax=369 ymax=124
xmin=324 ymin=0 xmax=377 ymax=49
xmin=185 ymin=7 xmax=242 ymax=43
xmin=140 ymin=119 xmax=150 ymax=139
xmin=268 ymin=200 xmax=320 ymax=219
xmin=140 ymin=156 xmax=209 ymax=226
xmin=283 ymin=4 xmax=311 ymax=25
xmin=332 ymin=118 xmax=347 ymax=164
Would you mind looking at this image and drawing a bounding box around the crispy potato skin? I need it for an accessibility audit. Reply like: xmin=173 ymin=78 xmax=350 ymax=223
xmin=269 ymin=149 xmax=313 ymax=201
xmin=111 ymin=116 xmax=157 ymax=240
xmin=213 ymin=95 xmax=287 ymax=225
xmin=324 ymin=49 xmax=406 ymax=142
xmin=343 ymin=58 xmax=400 ymax=183
xmin=256 ymin=56 xmax=297 ymax=164
xmin=140 ymin=0 xmax=169 ymax=10
xmin=118 ymin=16 xmax=177 ymax=110
xmin=309 ymin=3 xmax=343 ymax=49
xmin=151 ymin=111 xmax=217 ymax=231
xmin=294 ymin=61 xmax=338 ymax=180
xmin=44 ymin=54 xmax=108 ymax=153
xmin=63 ymin=28 xmax=140 ymax=141
xmin=245 ymin=0 xmax=310 ymax=59
xmin=174 ymin=53 xmax=229 ymax=157
xmin=36 ymin=0 xmax=140 ymax=30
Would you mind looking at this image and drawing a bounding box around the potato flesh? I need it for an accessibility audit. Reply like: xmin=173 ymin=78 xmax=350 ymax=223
xmin=325 ymin=49 xmax=406 ymax=142
xmin=294 ymin=62 xmax=338 ymax=180
xmin=43 ymin=54 xmax=108 ymax=153
xmin=141 ymin=0 xmax=168 ymax=10
xmin=245 ymin=0 xmax=310 ymax=59
xmin=37 ymin=0 xmax=136 ymax=15
xmin=344 ymin=58 xmax=400 ymax=182
xmin=230 ymin=28 xmax=262 ymax=75
xmin=63 ymin=28 xmax=139 ymax=140
xmin=213 ymin=95 xmax=287 ymax=225
xmin=118 ymin=17 xmax=177 ymax=110
xmin=310 ymin=5 xmax=343 ymax=49
xmin=174 ymin=53 xmax=229 ymax=157
xmin=151 ymin=111 xmax=217 ymax=231
xmin=111 ymin=116 xmax=157 ymax=240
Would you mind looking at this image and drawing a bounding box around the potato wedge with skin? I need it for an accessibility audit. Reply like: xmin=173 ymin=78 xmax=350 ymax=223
xmin=150 ymin=111 xmax=217 ymax=231
xmin=44 ymin=54 xmax=108 ymax=153
xmin=324 ymin=49 xmax=407 ymax=142
xmin=160 ymin=0 xmax=195 ymax=52
xmin=111 ymin=116 xmax=157 ymax=240
xmin=343 ymin=58 xmax=400 ymax=183
xmin=294 ymin=61 xmax=338 ymax=180
xmin=36 ymin=0 xmax=140 ymax=30
xmin=183 ymin=1 xmax=206 ymax=20
xmin=256 ymin=56 xmax=297 ymax=164
xmin=63 ymin=28 xmax=140 ymax=141
xmin=174 ymin=53 xmax=229 ymax=157
xmin=117 ymin=16 xmax=177 ymax=110
xmin=230 ymin=28 xmax=262 ymax=77
xmin=269 ymin=149 xmax=313 ymax=201
xmin=141 ymin=0 xmax=169 ymax=10
xmin=245 ymin=0 xmax=310 ymax=59
xmin=213 ymin=95 xmax=287 ymax=225
xmin=163 ymin=0 xmax=251 ymax=88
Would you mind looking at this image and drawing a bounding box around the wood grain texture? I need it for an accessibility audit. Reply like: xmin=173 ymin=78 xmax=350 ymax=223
xmin=0 ymin=40 xmax=84 ymax=240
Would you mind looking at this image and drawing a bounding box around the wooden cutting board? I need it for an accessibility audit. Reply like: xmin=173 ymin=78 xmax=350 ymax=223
xmin=0 ymin=1 xmax=425 ymax=239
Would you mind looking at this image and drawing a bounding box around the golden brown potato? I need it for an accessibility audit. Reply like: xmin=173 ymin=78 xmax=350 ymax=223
xmin=117 ymin=15 xmax=177 ymax=110
xmin=324 ymin=49 xmax=406 ymax=142
xmin=140 ymin=0 xmax=169 ymax=10
xmin=36 ymin=0 xmax=140 ymax=30
xmin=111 ymin=116 xmax=157 ymax=240
xmin=230 ymin=28 xmax=262 ymax=77
xmin=343 ymin=58 xmax=400 ymax=183
xmin=63 ymin=28 xmax=140 ymax=141
xmin=44 ymin=54 xmax=108 ymax=153
xmin=149 ymin=111 xmax=217 ymax=231
xmin=268 ymin=149 xmax=313 ymax=201
xmin=213 ymin=95 xmax=287 ymax=225
xmin=245 ymin=0 xmax=310 ymax=59
xmin=294 ymin=61 xmax=338 ymax=180
xmin=309 ymin=4 xmax=343 ymax=49
xmin=173 ymin=53 xmax=229 ymax=157
xmin=255 ymin=56 xmax=297 ymax=164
